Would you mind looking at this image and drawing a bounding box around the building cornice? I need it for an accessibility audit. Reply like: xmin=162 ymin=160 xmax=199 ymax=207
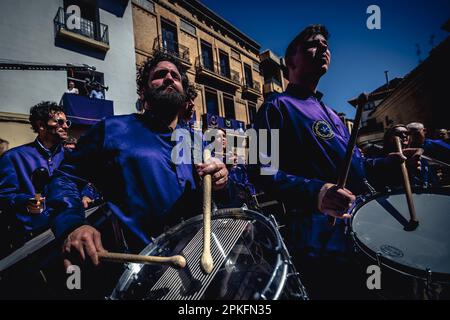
xmin=152 ymin=0 xmax=261 ymax=61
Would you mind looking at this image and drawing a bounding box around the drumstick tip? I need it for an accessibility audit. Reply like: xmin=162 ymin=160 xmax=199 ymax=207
xmin=404 ymin=219 xmax=419 ymax=232
xmin=201 ymin=255 xmax=213 ymax=274
xmin=173 ymin=255 xmax=187 ymax=269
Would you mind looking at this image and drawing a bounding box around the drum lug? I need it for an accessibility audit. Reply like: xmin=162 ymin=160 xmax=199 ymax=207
xmin=287 ymin=271 xmax=300 ymax=279
xmin=376 ymin=252 xmax=382 ymax=268
xmin=275 ymin=245 xmax=282 ymax=253
xmin=426 ymin=268 xmax=432 ymax=290
xmin=269 ymin=214 xmax=282 ymax=229
xmin=363 ymin=178 xmax=377 ymax=195
xmin=259 ymin=293 xmax=267 ymax=300
xmin=350 ymin=232 xmax=359 ymax=252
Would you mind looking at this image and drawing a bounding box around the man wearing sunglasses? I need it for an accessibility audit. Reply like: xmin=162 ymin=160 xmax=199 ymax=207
xmin=0 ymin=101 xmax=93 ymax=252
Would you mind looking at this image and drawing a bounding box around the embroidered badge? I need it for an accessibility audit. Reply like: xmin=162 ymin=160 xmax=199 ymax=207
xmin=312 ymin=120 xmax=335 ymax=140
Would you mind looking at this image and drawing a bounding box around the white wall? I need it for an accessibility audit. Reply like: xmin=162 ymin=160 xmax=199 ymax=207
xmin=0 ymin=0 xmax=137 ymax=116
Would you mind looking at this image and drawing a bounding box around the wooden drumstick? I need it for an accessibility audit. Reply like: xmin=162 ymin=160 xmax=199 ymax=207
xmin=98 ymin=251 xmax=186 ymax=269
xmin=201 ymin=149 xmax=214 ymax=274
xmin=329 ymin=93 xmax=367 ymax=226
xmin=394 ymin=136 xmax=419 ymax=231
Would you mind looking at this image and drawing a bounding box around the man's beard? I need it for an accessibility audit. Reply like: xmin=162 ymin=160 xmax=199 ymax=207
xmin=144 ymin=85 xmax=186 ymax=123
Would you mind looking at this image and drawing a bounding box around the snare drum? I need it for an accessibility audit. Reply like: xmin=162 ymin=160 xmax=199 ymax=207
xmin=350 ymin=188 xmax=450 ymax=299
xmin=109 ymin=208 xmax=308 ymax=300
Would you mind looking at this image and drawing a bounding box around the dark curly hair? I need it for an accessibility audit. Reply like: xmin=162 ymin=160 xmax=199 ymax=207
xmin=186 ymin=84 xmax=198 ymax=102
xmin=29 ymin=101 xmax=65 ymax=133
xmin=285 ymin=24 xmax=330 ymax=67
xmin=137 ymin=51 xmax=189 ymax=96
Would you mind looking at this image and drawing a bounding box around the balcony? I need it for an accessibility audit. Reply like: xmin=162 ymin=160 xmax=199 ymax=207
xmin=263 ymin=77 xmax=284 ymax=95
xmin=195 ymin=57 xmax=241 ymax=89
xmin=54 ymin=7 xmax=110 ymax=52
xmin=153 ymin=36 xmax=191 ymax=66
xmin=61 ymin=93 xmax=114 ymax=125
xmin=242 ymin=80 xmax=262 ymax=97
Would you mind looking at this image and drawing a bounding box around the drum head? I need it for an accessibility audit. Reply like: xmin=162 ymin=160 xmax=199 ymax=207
xmin=352 ymin=190 xmax=450 ymax=281
xmin=109 ymin=209 xmax=288 ymax=300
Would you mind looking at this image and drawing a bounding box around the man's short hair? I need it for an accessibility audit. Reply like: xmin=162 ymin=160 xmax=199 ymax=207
xmin=0 ymin=138 xmax=9 ymax=144
xmin=136 ymin=51 xmax=189 ymax=96
xmin=285 ymin=24 xmax=330 ymax=67
xmin=406 ymin=122 xmax=425 ymax=131
xmin=186 ymin=84 xmax=198 ymax=102
xmin=29 ymin=101 xmax=65 ymax=133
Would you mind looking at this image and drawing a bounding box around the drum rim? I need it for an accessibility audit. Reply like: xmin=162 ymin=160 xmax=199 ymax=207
xmin=109 ymin=208 xmax=294 ymax=300
xmin=350 ymin=187 xmax=450 ymax=283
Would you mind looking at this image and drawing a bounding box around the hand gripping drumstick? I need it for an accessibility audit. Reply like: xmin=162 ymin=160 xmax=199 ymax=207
xmin=30 ymin=167 xmax=50 ymax=213
xmin=201 ymin=149 xmax=214 ymax=274
xmin=394 ymin=136 xmax=419 ymax=231
xmin=329 ymin=93 xmax=366 ymax=226
xmin=98 ymin=251 xmax=186 ymax=269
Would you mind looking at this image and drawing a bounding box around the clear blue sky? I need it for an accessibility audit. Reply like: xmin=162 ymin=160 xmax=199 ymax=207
xmin=199 ymin=0 xmax=450 ymax=118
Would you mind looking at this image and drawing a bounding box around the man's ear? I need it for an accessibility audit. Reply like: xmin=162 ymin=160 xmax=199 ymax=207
xmin=37 ymin=120 xmax=46 ymax=131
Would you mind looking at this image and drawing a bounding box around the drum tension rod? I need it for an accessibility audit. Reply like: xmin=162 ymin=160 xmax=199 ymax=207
xmin=376 ymin=252 xmax=382 ymax=268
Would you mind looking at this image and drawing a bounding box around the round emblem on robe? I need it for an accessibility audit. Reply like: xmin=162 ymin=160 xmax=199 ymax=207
xmin=209 ymin=115 xmax=218 ymax=128
xmin=312 ymin=120 xmax=335 ymax=140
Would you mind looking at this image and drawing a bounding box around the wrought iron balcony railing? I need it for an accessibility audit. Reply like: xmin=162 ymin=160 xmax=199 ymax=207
xmin=244 ymin=80 xmax=261 ymax=93
xmin=195 ymin=56 xmax=241 ymax=85
xmin=54 ymin=7 xmax=109 ymax=45
xmin=153 ymin=36 xmax=190 ymax=64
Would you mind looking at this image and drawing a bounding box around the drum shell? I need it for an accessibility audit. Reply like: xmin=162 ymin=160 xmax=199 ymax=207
xmin=109 ymin=208 xmax=308 ymax=300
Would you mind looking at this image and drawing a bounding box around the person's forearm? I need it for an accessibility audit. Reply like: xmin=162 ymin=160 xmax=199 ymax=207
xmin=250 ymin=166 xmax=325 ymax=213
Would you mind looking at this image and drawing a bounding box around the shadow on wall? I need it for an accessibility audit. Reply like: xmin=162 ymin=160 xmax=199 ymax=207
xmin=54 ymin=38 xmax=107 ymax=61
xmin=98 ymin=0 xmax=129 ymax=18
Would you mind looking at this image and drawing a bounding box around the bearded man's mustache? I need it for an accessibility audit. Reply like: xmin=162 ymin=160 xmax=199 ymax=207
xmin=144 ymin=85 xmax=186 ymax=120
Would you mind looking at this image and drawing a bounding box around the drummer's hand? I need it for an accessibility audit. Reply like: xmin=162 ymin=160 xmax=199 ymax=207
xmin=81 ymin=196 xmax=93 ymax=209
xmin=386 ymin=148 xmax=422 ymax=172
xmin=318 ymin=183 xmax=355 ymax=219
xmin=62 ymin=225 xmax=105 ymax=270
xmin=403 ymin=148 xmax=423 ymax=173
xmin=196 ymin=157 xmax=228 ymax=191
xmin=26 ymin=196 xmax=45 ymax=215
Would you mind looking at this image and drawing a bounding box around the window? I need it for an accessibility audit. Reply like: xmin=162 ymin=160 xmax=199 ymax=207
xmin=133 ymin=0 xmax=155 ymax=13
xmin=364 ymin=101 xmax=375 ymax=111
xmin=161 ymin=19 xmax=178 ymax=56
xmin=219 ymin=50 xmax=230 ymax=78
xmin=223 ymin=94 xmax=235 ymax=119
xmin=180 ymin=18 xmax=196 ymax=35
xmin=201 ymin=41 xmax=214 ymax=71
xmin=253 ymin=61 xmax=260 ymax=73
xmin=205 ymin=88 xmax=219 ymax=115
xmin=244 ymin=63 xmax=253 ymax=87
xmin=248 ymin=101 xmax=257 ymax=123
